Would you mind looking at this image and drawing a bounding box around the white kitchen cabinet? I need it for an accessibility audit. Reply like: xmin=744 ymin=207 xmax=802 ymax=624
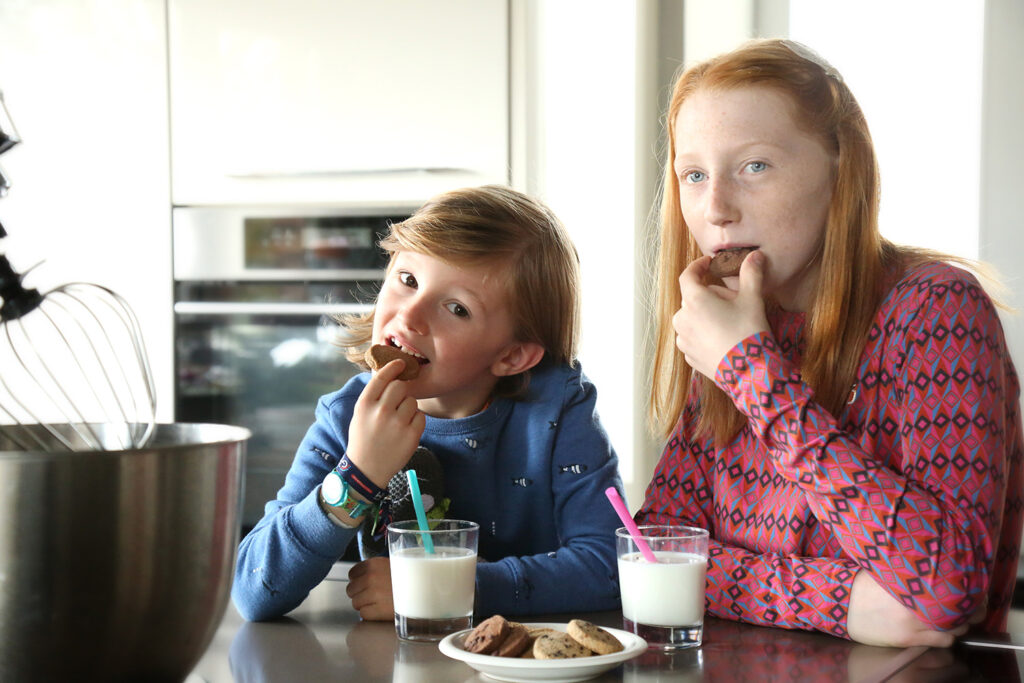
xmin=168 ymin=0 xmax=509 ymax=206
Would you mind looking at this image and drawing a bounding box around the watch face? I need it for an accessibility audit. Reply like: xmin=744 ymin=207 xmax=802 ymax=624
xmin=322 ymin=470 xmax=344 ymax=506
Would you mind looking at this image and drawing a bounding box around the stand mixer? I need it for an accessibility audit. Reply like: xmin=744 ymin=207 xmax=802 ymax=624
xmin=0 ymin=90 xmax=156 ymax=451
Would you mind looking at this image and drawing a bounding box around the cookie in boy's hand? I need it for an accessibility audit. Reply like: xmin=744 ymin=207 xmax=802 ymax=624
xmin=364 ymin=344 xmax=420 ymax=380
xmin=708 ymin=246 xmax=756 ymax=279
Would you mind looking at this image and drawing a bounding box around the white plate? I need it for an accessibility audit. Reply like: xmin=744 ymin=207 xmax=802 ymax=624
xmin=438 ymin=622 xmax=646 ymax=683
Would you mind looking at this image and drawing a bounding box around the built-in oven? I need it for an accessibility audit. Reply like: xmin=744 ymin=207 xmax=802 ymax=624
xmin=172 ymin=205 xmax=414 ymax=533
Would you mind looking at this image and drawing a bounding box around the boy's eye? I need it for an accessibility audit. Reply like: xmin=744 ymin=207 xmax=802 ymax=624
xmin=746 ymin=161 xmax=767 ymax=173
xmin=398 ymin=271 xmax=417 ymax=288
xmin=445 ymin=302 xmax=470 ymax=318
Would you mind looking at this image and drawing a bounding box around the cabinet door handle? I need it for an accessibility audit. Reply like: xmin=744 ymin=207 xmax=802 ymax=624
xmin=173 ymin=302 xmax=371 ymax=316
xmin=225 ymin=167 xmax=471 ymax=179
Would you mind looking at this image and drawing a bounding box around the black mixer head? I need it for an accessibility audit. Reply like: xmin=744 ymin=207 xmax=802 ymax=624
xmin=0 ymin=90 xmax=21 ymax=156
xmin=0 ymin=254 xmax=43 ymax=322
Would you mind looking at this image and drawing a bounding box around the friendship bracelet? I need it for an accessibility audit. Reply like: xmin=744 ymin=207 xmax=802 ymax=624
xmin=335 ymin=453 xmax=388 ymax=504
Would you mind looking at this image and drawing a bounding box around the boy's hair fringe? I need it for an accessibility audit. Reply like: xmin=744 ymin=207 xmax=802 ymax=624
xmin=335 ymin=185 xmax=581 ymax=399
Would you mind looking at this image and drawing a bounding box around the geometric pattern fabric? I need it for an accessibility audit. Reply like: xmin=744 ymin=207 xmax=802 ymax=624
xmin=637 ymin=261 xmax=1024 ymax=637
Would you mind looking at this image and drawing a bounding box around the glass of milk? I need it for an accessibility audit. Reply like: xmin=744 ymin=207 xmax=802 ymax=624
xmin=616 ymin=525 xmax=709 ymax=650
xmin=387 ymin=519 xmax=479 ymax=641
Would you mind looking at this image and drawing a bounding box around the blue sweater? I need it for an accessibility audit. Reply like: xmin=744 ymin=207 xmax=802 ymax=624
xmin=231 ymin=361 xmax=625 ymax=621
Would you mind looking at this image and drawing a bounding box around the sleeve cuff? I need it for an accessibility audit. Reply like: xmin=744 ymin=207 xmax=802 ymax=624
xmin=287 ymin=488 xmax=358 ymax=557
xmin=473 ymin=559 xmax=523 ymax=617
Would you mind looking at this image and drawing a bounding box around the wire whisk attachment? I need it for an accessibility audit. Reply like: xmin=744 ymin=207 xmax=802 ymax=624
xmin=0 ymin=254 xmax=157 ymax=451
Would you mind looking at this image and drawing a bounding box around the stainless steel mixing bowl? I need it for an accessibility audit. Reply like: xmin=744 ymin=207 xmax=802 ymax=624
xmin=0 ymin=423 xmax=250 ymax=682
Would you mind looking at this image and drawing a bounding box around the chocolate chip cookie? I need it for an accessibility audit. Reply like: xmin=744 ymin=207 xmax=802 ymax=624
xmin=566 ymin=619 xmax=624 ymax=655
xmin=532 ymin=632 xmax=593 ymax=659
xmin=463 ymin=615 xmax=511 ymax=655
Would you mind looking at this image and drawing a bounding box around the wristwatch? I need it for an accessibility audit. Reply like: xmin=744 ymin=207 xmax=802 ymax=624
xmin=321 ymin=467 xmax=372 ymax=520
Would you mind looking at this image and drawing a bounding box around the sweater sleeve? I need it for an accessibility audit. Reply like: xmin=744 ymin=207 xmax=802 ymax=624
xmin=716 ymin=273 xmax=1015 ymax=631
xmin=474 ymin=369 xmax=625 ymax=616
xmin=636 ymin=408 xmax=862 ymax=637
xmin=231 ymin=394 xmax=360 ymax=621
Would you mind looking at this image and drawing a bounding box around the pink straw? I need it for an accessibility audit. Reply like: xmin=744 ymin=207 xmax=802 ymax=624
xmin=604 ymin=487 xmax=657 ymax=563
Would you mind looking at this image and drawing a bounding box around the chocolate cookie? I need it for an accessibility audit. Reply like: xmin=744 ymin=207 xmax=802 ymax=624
xmin=566 ymin=619 xmax=624 ymax=655
xmin=364 ymin=344 xmax=421 ymax=380
xmin=709 ymin=247 xmax=755 ymax=279
xmin=463 ymin=615 xmax=511 ymax=655
xmin=532 ymin=632 xmax=592 ymax=659
xmin=494 ymin=622 xmax=532 ymax=657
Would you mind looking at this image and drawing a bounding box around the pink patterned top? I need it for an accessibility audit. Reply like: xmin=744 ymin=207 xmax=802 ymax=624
xmin=637 ymin=261 xmax=1024 ymax=637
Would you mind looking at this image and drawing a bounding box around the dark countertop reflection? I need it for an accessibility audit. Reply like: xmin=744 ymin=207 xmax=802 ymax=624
xmin=191 ymin=571 xmax=1023 ymax=682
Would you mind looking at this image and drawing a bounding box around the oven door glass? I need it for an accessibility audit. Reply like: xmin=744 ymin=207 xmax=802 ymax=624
xmin=175 ymin=308 xmax=363 ymax=533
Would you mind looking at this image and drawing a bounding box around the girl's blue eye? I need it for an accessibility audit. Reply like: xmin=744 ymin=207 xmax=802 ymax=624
xmin=747 ymin=161 xmax=767 ymax=173
xmin=398 ymin=271 xmax=417 ymax=288
xmin=445 ymin=302 xmax=470 ymax=318
xmin=684 ymin=170 xmax=705 ymax=184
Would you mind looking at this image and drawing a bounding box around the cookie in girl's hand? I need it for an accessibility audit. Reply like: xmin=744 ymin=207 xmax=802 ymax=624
xmin=364 ymin=344 xmax=421 ymax=380
xmin=709 ymin=247 xmax=756 ymax=279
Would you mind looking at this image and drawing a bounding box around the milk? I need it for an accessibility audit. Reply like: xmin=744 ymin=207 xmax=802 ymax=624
xmin=390 ymin=546 xmax=477 ymax=619
xmin=618 ymin=551 xmax=707 ymax=627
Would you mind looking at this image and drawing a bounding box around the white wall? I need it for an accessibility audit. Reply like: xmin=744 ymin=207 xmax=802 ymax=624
xmin=513 ymin=0 xmax=649 ymax=508
xmin=0 ymin=0 xmax=174 ymax=423
xmin=980 ymin=0 xmax=1024 ymax=424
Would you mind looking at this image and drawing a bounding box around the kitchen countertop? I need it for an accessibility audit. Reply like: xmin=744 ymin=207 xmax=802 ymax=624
xmin=189 ymin=566 xmax=1024 ymax=682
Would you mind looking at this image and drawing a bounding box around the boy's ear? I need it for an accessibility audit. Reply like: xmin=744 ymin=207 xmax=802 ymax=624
xmin=491 ymin=341 xmax=545 ymax=377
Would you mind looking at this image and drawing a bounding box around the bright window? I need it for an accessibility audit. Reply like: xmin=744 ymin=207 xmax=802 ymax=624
xmin=789 ymin=0 xmax=984 ymax=258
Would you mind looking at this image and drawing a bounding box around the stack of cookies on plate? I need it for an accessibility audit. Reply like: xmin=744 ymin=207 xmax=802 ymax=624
xmin=462 ymin=616 xmax=624 ymax=659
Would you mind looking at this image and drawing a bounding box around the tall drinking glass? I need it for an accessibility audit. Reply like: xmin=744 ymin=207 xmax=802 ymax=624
xmin=388 ymin=519 xmax=479 ymax=642
xmin=616 ymin=525 xmax=709 ymax=650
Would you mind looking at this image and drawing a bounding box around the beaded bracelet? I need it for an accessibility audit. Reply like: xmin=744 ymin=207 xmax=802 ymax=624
xmin=335 ymin=453 xmax=388 ymax=504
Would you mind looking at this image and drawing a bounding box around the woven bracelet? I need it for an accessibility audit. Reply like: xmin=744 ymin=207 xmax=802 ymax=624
xmin=335 ymin=453 xmax=388 ymax=504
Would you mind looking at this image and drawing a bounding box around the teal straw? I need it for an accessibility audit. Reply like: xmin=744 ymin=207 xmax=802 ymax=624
xmin=406 ymin=469 xmax=435 ymax=554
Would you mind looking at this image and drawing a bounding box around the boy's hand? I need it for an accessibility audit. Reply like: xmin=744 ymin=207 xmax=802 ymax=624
xmin=346 ymin=359 xmax=426 ymax=488
xmin=346 ymin=557 xmax=394 ymax=621
xmin=673 ymin=251 xmax=769 ymax=379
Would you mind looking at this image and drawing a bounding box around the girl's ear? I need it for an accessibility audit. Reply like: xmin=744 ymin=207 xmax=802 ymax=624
xmin=491 ymin=341 xmax=545 ymax=377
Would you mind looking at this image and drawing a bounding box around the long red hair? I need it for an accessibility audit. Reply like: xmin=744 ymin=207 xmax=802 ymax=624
xmin=650 ymin=39 xmax=895 ymax=444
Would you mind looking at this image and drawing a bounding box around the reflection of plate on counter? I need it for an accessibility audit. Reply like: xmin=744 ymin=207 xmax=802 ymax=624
xmin=439 ymin=622 xmax=646 ymax=683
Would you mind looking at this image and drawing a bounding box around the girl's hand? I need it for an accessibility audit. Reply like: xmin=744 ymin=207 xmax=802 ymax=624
xmin=346 ymin=557 xmax=394 ymax=621
xmin=673 ymin=251 xmax=770 ymax=379
xmin=847 ymin=571 xmax=969 ymax=648
xmin=346 ymin=359 xmax=426 ymax=488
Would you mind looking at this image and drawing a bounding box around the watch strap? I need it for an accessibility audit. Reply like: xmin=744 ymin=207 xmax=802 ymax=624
xmin=335 ymin=485 xmax=372 ymax=520
xmin=322 ymin=470 xmax=372 ymax=520
xmin=319 ymin=488 xmax=361 ymax=528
